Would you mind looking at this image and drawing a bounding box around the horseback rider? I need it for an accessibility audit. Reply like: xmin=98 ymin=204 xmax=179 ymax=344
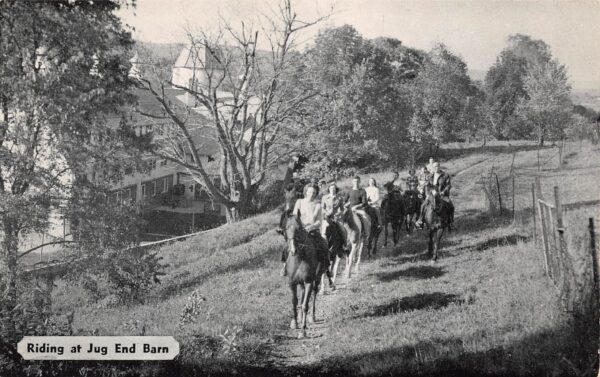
xmin=417 ymin=166 xmax=431 ymax=198
xmin=280 ymin=183 xmax=331 ymax=277
xmin=365 ymin=178 xmax=383 ymax=231
xmin=321 ymin=182 xmax=344 ymax=235
xmin=426 ymin=157 xmax=436 ymax=174
xmin=416 ymin=162 xmax=455 ymax=229
xmin=321 ymin=182 xmax=346 ymax=261
xmin=278 ymin=182 xmax=300 ymax=232
xmin=386 ymin=171 xmax=403 ymax=193
xmin=405 ymin=168 xmax=419 ymax=194
xmin=344 ymin=176 xmax=378 ymax=230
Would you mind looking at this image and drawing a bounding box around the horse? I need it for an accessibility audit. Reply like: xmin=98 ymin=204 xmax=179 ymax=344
xmin=403 ymin=190 xmax=422 ymax=233
xmin=329 ymin=206 xmax=375 ymax=281
xmin=380 ymin=190 xmax=405 ymax=246
xmin=282 ymin=214 xmax=329 ymax=338
xmin=420 ymin=187 xmax=452 ymax=261
xmin=364 ymin=205 xmax=381 ymax=257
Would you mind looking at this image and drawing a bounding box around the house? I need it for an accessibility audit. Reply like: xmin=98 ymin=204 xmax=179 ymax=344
xmin=98 ymin=51 xmax=230 ymax=230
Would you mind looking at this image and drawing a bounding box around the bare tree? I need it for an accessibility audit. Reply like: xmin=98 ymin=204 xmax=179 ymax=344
xmin=135 ymin=0 xmax=329 ymax=222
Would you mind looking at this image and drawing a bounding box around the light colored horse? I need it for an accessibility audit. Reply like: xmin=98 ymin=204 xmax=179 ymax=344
xmin=329 ymin=207 xmax=371 ymax=282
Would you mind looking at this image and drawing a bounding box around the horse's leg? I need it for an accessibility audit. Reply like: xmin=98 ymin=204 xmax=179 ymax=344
xmin=383 ymin=219 xmax=388 ymax=246
xmin=428 ymin=230 xmax=434 ymax=257
xmin=299 ymin=282 xmax=312 ymax=338
xmin=372 ymin=228 xmax=379 ymax=256
xmin=345 ymin=242 xmax=356 ymax=279
xmin=290 ymin=284 xmax=298 ymax=329
xmin=354 ymin=240 xmax=364 ymax=274
xmin=434 ymin=228 xmax=445 ymax=261
xmin=331 ymin=255 xmax=340 ymax=284
xmin=310 ymin=282 xmax=318 ymax=323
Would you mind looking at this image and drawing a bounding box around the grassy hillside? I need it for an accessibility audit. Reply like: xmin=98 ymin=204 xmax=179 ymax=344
xmin=50 ymin=141 xmax=600 ymax=376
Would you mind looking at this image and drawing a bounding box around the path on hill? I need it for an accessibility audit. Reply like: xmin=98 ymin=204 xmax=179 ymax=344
xmin=265 ymin=155 xmax=496 ymax=371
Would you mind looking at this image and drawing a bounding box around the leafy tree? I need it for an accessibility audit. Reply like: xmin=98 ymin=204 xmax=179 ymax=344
xmin=517 ymin=59 xmax=573 ymax=145
xmin=0 ymin=0 xmax=140 ymax=365
xmin=408 ymin=43 xmax=475 ymax=149
xmin=483 ymin=34 xmax=571 ymax=143
xmin=483 ymin=50 xmax=528 ymax=139
xmin=291 ymin=28 xmax=425 ymax=176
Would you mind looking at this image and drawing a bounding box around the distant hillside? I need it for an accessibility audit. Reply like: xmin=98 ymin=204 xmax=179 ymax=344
xmin=135 ymin=41 xmax=184 ymax=64
xmin=571 ymin=88 xmax=600 ymax=112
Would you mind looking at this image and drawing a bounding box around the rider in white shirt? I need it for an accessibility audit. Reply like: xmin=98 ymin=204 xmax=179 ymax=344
xmin=280 ymin=184 xmax=330 ymax=277
xmin=365 ymin=178 xmax=383 ymax=230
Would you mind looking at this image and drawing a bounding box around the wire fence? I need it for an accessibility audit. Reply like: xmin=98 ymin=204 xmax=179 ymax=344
xmin=478 ymin=141 xmax=599 ymax=317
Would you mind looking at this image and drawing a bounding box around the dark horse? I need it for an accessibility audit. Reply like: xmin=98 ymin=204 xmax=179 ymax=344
xmin=380 ymin=189 xmax=405 ymax=246
xmin=282 ymin=214 xmax=330 ymax=338
xmin=421 ymin=186 xmax=452 ymax=261
xmin=403 ymin=190 xmax=422 ymax=233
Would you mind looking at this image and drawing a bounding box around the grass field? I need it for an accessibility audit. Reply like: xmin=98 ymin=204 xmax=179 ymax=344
xmin=50 ymin=140 xmax=600 ymax=376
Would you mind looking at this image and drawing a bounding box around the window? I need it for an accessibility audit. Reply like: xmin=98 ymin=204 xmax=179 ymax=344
xmin=165 ymin=175 xmax=173 ymax=192
xmin=151 ymin=181 xmax=156 ymax=196
xmin=141 ymin=184 xmax=147 ymax=198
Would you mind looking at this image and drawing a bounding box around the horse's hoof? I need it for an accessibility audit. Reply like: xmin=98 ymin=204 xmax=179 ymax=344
xmin=298 ymin=330 xmax=306 ymax=339
xmin=330 ymin=284 xmax=336 ymax=291
xmin=290 ymin=319 xmax=299 ymax=329
xmin=308 ymin=315 xmax=316 ymax=324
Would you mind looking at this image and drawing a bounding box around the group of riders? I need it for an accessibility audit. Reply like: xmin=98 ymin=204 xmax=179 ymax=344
xmin=277 ymin=158 xmax=455 ymax=277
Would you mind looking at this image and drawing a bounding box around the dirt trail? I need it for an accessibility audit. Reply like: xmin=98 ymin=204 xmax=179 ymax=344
xmin=266 ymin=155 xmax=497 ymax=370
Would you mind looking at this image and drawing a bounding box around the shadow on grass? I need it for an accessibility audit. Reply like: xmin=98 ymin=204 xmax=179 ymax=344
xmin=56 ymin=317 xmax=597 ymax=377
xmin=354 ymin=292 xmax=463 ymax=319
xmin=155 ymin=249 xmax=273 ymax=299
xmin=293 ymin=319 xmax=597 ymax=377
xmin=375 ymin=266 xmax=445 ymax=282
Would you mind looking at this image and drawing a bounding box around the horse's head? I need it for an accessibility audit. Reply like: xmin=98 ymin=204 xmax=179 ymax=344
xmin=284 ymin=214 xmax=306 ymax=256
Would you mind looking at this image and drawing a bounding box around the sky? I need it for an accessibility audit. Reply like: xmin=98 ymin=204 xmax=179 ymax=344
xmin=117 ymin=0 xmax=600 ymax=89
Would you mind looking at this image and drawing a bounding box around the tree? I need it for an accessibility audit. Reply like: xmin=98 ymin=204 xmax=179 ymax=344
xmin=483 ymin=34 xmax=570 ymax=143
xmin=0 ymin=0 xmax=137 ymax=361
xmin=133 ymin=0 xmax=328 ymax=222
xmin=290 ymin=28 xmax=425 ymax=176
xmin=483 ymin=50 xmax=528 ymax=139
xmin=409 ymin=43 xmax=475 ymax=150
xmin=517 ymin=59 xmax=573 ymax=145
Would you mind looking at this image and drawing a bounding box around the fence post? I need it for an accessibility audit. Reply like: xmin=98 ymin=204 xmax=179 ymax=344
xmin=535 ymin=177 xmax=550 ymax=276
xmin=509 ymin=152 xmax=516 ymax=176
xmin=589 ymin=218 xmax=599 ymax=373
xmin=532 ymin=183 xmax=537 ymax=244
xmin=554 ymin=186 xmax=569 ymax=305
xmin=558 ymin=143 xmax=563 ymax=169
xmin=512 ymin=174 xmax=515 ymax=221
xmin=495 ymin=174 xmax=502 ymax=215
xmin=537 ymin=147 xmax=541 ymax=171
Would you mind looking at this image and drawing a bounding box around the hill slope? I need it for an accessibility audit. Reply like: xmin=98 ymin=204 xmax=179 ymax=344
xmin=51 ymin=141 xmax=600 ymax=376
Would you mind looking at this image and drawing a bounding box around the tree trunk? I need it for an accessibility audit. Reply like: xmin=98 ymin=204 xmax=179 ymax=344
xmin=224 ymin=205 xmax=239 ymax=224
xmin=1 ymin=219 xmax=20 ymax=342
xmin=538 ymin=133 xmax=545 ymax=147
